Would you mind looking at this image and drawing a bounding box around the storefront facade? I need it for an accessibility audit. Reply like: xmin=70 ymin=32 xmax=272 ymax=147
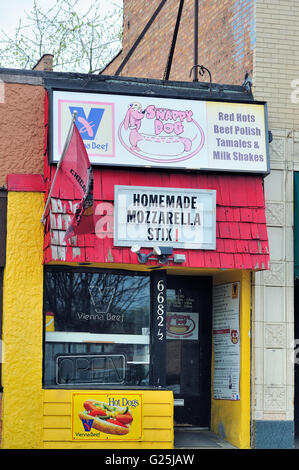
xmin=101 ymin=0 xmax=299 ymax=450
xmin=1 ymin=71 xmax=270 ymax=449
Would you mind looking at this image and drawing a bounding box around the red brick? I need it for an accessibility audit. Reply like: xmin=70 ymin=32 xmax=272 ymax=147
xmin=103 ymin=0 xmax=255 ymax=86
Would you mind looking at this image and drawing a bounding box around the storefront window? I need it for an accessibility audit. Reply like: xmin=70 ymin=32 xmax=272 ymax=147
xmin=43 ymin=269 xmax=150 ymax=387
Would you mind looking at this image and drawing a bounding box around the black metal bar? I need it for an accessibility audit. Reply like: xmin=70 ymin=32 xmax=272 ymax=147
xmin=0 ymin=189 xmax=7 ymax=393
xmin=0 ymin=191 xmax=7 ymax=268
xmin=193 ymin=0 xmax=199 ymax=82
xmin=163 ymin=0 xmax=185 ymax=81
xmin=115 ymin=0 xmax=168 ymax=76
xmin=150 ymin=270 xmax=167 ymax=388
xmin=0 ymin=268 xmax=3 ymax=392
xmin=189 ymin=64 xmax=213 ymax=93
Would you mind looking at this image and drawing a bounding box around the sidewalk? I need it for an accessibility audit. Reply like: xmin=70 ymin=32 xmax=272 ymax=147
xmin=174 ymin=428 xmax=237 ymax=449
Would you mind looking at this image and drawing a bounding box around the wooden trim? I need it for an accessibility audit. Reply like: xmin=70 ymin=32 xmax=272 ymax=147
xmin=7 ymin=174 xmax=46 ymax=192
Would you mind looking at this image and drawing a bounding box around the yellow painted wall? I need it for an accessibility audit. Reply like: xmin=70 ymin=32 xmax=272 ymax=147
xmin=2 ymin=192 xmax=45 ymax=448
xmin=1 ymin=191 xmax=250 ymax=449
xmin=211 ymin=270 xmax=251 ymax=449
xmin=1 ymin=191 xmax=173 ymax=449
xmin=43 ymin=390 xmax=173 ymax=449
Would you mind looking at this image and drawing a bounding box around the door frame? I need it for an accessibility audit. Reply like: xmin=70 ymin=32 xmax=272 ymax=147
xmin=150 ymin=273 xmax=212 ymax=427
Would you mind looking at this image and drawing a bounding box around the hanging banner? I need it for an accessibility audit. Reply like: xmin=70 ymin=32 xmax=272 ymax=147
xmin=51 ymin=90 xmax=269 ymax=174
xmin=212 ymin=282 xmax=240 ymax=400
xmin=72 ymin=393 xmax=143 ymax=441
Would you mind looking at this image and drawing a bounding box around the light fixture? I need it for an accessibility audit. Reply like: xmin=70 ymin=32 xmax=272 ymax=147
xmin=173 ymin=253 xmax=186 ymax=264
xmin=156 ymin=246 xmax=173 ymax=264
xmin=130 ymin=245 xmax=183 ymax=265
xmin=131 ymin=245 xmax=161 ymax=264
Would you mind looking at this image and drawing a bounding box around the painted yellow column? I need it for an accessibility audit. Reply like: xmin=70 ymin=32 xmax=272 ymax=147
xmin=2 ymin=192 xmax=44 ymax=449
xmin=211 ymin=270 xmax=251 ymax=449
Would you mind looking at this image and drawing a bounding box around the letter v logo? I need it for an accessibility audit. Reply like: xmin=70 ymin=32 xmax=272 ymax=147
xmin=81 ymin=418 xmax=94 ymax=432
xmin=69 ymin=106 xmax=105 ymax=140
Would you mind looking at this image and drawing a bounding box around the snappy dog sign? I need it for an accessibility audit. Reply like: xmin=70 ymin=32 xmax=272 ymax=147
xmin=51 ymin=90 xmax=269 ymax=173
xmin=72 ymin=393 xmax=143 ymax=441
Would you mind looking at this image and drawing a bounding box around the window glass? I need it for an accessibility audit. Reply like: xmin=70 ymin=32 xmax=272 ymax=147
xmin=44 ymin=270 xmax=150 ymax=387
xmin=166 ymin=286 xmax=200 ymax=395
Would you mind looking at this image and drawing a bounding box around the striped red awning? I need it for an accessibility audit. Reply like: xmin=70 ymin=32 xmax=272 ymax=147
xmin=43 ymin=168 xmax=270 ymax=271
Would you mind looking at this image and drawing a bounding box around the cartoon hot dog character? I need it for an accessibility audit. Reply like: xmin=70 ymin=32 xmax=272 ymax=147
xmin=79 ymin=399 xmax=133 ymax=435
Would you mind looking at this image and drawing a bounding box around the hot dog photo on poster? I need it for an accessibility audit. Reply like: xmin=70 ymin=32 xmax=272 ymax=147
xmin=72 ymin=393 xmax=143 ymax=441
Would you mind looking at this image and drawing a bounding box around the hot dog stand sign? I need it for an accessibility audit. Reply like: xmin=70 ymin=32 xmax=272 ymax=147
xmin=72 ymin=393 xmax=143 ymax=441
xmin=52 ymin=90 xmax=269 ymax=173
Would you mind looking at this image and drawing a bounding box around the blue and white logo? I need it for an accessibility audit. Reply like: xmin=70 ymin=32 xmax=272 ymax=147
xmin=69 ymin=106 xmax=105 ymax=140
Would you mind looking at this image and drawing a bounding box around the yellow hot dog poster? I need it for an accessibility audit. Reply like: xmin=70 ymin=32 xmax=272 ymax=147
xmin=72 ymin=393 xmax=143 ymax=441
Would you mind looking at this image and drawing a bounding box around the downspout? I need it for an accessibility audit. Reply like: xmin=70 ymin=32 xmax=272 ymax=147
xmin=0 ymin=188 xmax=7 ymax=393
xmin=193 ymin=0 xmax=199 ymax=82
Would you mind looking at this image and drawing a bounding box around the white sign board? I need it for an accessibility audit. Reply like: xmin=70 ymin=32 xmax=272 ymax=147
xmin=51 ymin=90 xmax=270 ymax=173
xmin=166 ymin=312 xmax=199 ymax=340
xmin=213 ymin=282 xmax=240 ymax=401
xmin=114 ymin=186 xmax=216 ymax=249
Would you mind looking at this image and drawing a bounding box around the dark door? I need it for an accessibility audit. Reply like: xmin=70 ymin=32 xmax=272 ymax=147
xmin=294 ymin=279 xmax=299 ymax=435
xmin=166 ymin=276 xmax=212 ymax=426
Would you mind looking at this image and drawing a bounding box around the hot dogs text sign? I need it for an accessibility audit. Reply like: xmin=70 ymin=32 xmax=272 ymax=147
xmin=51 ymin=90 xmax=269 ymax=173
xmin=72 ymin=393 xmax=142 ymax=441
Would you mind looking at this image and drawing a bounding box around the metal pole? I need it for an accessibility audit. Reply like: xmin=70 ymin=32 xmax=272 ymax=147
xmin=193 ymin=0 xmax=199 ymax=82
xmin=41 ymin=111 xmax=77 ymax=224
xmin=115 ymin=0 xmax=167 ymax=76
xmin=163 ymin=0 xmax=185 ymax=80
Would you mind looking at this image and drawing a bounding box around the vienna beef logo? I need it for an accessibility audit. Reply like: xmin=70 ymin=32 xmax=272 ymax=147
xmin=67 ymin=104 xmax=113 ymax=156
xmin=81 ymin=417 xmax=94 ymax=432
xmin=69 ymin=106 xmax=104 ymax=140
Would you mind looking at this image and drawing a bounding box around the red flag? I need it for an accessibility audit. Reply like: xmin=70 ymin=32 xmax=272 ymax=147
xmin=60 ymin=124 xmax=90 ymax=197
xmin=60 ymin=124 xmax=94 ymax=242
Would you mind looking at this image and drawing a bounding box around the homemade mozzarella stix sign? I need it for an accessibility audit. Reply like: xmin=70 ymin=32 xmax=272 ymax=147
xmin=114 ymin=186 xmax=216 ymax=249
xmin=52 ymin=90 xmax=269 ymax=173
xmin=213 ymin=282 xmax=240 ymax=401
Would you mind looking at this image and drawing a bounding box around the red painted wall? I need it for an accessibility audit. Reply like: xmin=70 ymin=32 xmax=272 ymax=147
xmin=44 ymin=166 xmax=270 ymax=270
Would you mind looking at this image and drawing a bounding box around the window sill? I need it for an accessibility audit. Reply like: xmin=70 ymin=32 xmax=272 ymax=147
xmin=43 ymin=384 xmax=169 ymax=391
xmin=46 ymin=331 xmax=150 ymax=344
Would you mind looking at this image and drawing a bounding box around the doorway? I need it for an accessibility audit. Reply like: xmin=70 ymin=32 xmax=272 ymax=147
xmin=165 ymin=275 xmax=212 ymax=427
xmin=294 ymin=279 xmax=299 ymax=435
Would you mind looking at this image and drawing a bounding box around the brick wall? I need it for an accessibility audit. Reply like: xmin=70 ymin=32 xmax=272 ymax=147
xmin=253 ymin=0 xmax=299 ymax=128
xmin=0 ymin=82 xmax=45 ymax=187
xmin=104 ymin=0 xmax=255 ymax=85
xmin=251 ymin=0 xmax=299 ymax=444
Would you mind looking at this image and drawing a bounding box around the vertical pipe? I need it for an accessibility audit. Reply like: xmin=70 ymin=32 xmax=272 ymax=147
xmin=193 ymin=0 xmax=199 ymax=81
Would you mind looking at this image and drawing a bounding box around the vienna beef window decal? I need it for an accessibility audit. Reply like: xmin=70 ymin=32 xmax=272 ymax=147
xmin=114 ymin=186 xmax=216 ymax=250
xmin=51 ymin=90 xmax=269 ymax=174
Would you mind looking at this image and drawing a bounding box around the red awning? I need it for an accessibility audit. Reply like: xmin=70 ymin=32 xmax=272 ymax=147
xmin=43 ymin=168 xmax=270 ymax=270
